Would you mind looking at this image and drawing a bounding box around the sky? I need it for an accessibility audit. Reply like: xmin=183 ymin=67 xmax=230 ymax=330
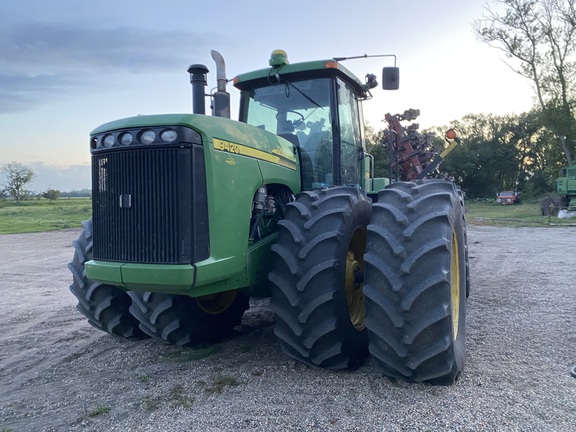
xmin=0 ymin=0 xmax=535 ymax=192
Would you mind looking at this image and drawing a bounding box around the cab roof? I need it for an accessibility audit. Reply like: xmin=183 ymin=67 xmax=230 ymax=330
xmin=233 ymin=56 xmax=366 ymax=95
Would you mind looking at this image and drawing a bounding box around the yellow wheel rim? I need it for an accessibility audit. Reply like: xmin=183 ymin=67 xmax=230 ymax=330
xmin=450 ymin=228 xmax=460 ymax=339
xmin=196 ymin=291 xmax=237 ymax=315
xmin=346 ymin=227 xmax=367 ymax=331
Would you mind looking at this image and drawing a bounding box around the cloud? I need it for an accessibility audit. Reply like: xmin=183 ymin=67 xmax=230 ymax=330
xmin=0 ymin=72 xmax=86 ymax=114
xmin=0 ymin=22 xmax=204 ymax=72
xmin=30 ymin=162 xmax=92 ymax=192
xmin=0 ymin=22 xmax=212 ymax=113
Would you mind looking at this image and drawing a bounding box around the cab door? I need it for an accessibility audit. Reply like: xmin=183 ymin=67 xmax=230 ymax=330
xmin=335 ymin=78 xmax=364 ymax=187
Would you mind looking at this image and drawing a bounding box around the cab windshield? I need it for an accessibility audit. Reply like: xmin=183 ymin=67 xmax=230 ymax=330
xmin=243 ymin=77 xmax=363 ymax=188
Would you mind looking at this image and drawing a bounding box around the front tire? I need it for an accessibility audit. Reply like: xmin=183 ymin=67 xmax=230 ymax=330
xmin=127 ymin=291 xmax=249 ymax=346
xmin=269 ymin=187 xmax=372 ymax=370
xmin=68 ymin=219 xmax=146 ymax=339
xmin=364 ymin=180 xmax=467 ymax=384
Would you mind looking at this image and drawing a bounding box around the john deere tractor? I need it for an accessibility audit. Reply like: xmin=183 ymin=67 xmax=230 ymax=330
xmin=69 ymin=50 xmax=468 ymax=384
xmin=556 ymin=164 xmax=576 ymax=211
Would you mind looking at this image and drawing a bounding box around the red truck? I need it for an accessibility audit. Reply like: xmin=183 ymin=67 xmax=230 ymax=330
xmin=496 ymin=191 xmax=521 ymax=205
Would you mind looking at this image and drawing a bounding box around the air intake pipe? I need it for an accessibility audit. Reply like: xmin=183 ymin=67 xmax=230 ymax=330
xmin=210 ymin=50 xmax=230 ymax=119
xmin=187 ymin=64 xmax=209 ymax=115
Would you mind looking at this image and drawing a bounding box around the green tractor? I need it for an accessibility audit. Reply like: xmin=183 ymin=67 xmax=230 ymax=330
xmin=556 ymin=164 xmax=576 ymax=212
xmin=69 ymin=50 xmax=468 ymax=384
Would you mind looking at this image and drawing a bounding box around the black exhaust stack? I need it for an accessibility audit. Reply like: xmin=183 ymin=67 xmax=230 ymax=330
xmin=187 ymin=64 xmax=209 ymax=114
xmin=210 ymin=50 xmax=230 ymax=118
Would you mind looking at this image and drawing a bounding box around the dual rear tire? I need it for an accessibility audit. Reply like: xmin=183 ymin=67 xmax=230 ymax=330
xmin=365 ymin=180 xmax=467 ymax=384
xmin=269 ymin=181 xmax=467 ymax=383
xmin=268 ymin=187 xmax=371 ymax=370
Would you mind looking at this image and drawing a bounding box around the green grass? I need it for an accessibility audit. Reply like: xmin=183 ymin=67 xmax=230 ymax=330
xmin=205 ymin=375 xmax=241 ymax=393
xmin=140 ymin=385 xmax=196 ymax=410
xmin=87 ymin=406 xmax=111 ymax=417
xmin=0 ymin=198 xmax=91 ymax=234
xmin=168 ymin=384 xmax=195 ymax=408
xmin=162 ymin=345 xmax=221 ymax=362
xmin=466 ymin=201 xmax=542 ymax=219
xmin=0 ymin=196 xmax=573 ymax=235
xmin=464 ymin=200 xmax=574 ymax=226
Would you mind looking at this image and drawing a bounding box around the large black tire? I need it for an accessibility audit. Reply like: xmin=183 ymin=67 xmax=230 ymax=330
xmin=268 ymin=187 xmax=372 ymax=370
xmin=127 ymin=291 xmax=250 ymax=346
xmin=68 ymin=219 xmax=146 ymax=339
xmin=456 ymin=186 xmax=471 ymax=298
xmin=364 ymin=180 xmax=467 ymax=384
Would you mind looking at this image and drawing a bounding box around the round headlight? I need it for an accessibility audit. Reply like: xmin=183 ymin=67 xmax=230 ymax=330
xmin=160 ymin=129 xmax=178 ymax=143
xmin=103 ymin=134 xmax=115 ymax=148
xmin=119 ymin=132 xmax=133 ymax=145
xmin=140 ymin=130 xmax=156 ymax=144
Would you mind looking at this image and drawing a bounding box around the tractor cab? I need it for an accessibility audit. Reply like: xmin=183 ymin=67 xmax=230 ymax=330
xmin=234 ymin=50 xmax=382 ymax=190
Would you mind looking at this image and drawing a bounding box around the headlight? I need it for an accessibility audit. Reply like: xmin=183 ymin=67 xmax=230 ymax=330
xmin=103 ymin=134 xmax=115 ymax=148
xmin=140 ymin=130 xmax=156 ymax=144
xmin=119 ymin=132 xmax=133 ymax=145
xmin=160 ymin=129 xmax=178 ymax=143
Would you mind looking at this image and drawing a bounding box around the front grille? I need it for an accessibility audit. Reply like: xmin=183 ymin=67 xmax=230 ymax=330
xmin=91 ymin=145 xmax=209 ymax=264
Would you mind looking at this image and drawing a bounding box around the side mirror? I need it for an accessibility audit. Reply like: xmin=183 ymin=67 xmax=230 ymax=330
xmin=382 ymin=67 xmax=400 ymax=90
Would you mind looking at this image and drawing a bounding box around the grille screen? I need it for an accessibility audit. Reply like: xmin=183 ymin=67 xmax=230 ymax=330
xmin=91 ymin=146 xmax=205 ymax=264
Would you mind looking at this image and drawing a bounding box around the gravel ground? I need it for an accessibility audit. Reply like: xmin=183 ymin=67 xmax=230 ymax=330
xmin=0 ymin=225 xmax=575 ymax=432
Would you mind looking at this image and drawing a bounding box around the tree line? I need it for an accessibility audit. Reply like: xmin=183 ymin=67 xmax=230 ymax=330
xmin=368 ymin=0 xmax=575 ymax=199
xmin=366 ymin=107 xmax=571 ymax=200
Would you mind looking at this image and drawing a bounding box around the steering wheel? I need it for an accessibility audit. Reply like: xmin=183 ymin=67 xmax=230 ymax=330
xmin=286 ymin=110 xmax=305 ymax=128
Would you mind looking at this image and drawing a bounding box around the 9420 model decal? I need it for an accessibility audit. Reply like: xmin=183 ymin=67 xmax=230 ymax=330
xmin=213 ymin=138 xmax=296 ymax=170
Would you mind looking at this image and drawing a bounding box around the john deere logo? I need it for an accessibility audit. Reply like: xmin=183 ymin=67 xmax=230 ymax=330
xmin=226 ymin=155 xmax=236 ymax=166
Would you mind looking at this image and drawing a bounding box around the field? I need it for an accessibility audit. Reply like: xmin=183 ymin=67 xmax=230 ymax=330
xmin=0 ymin=198 xmax=91 ymax=234
xmin=0 ymin=197 xmax=572 ymax=235
xmin=466 ymin=200 xmax=543 ymax=219
xmin=465 ymin=199 xmax=576 ymax=226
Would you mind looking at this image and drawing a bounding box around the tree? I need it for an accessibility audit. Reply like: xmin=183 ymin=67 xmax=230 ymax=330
xmin=427 ymin=112 xmax=555 ymax=198
xmin=474 ymin=0 xmax=576 ymax=165
xmin=364 ymin=123 xmax=390 ymax=178
xmin=42 ymin=188 xmax=61 ymax=201
xmin=367 ymin=110 xmax=558 ymax=199
xmin=441 ymin=115 xmax=520 ymax=197
xmin=1 ymin=162 xmax=35 ymax=203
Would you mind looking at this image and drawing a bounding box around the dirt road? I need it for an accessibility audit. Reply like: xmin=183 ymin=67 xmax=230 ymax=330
xmin=0 ymin=225 xmax=575 ymax=431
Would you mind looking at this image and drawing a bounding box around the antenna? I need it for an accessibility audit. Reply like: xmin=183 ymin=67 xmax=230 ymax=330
xmin=333 ymin=54 xmax=397 ymax=67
